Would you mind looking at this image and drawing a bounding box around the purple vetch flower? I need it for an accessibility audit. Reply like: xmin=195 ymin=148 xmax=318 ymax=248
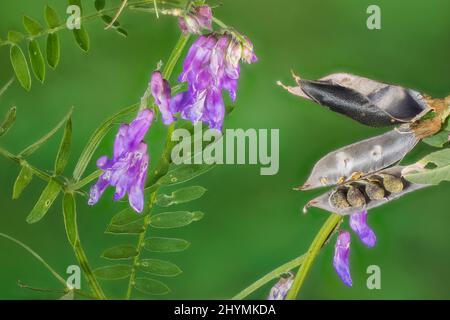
xmin=267 ymin=273 xmax=295 ymax=300
xmin=88 ymin=109 xmax=154 ymax=213
xmin=171 ymin=33 xmax=257 ymax=130
xmin=349 ymin=210 xmax=377 ymax=248
xmin=333 ymin=231 xmax=352 ymax=287
xmin=151 ymin=71 xmax=175 ymax=125
xmin=178 ymin=5 xmax=212 ymax=34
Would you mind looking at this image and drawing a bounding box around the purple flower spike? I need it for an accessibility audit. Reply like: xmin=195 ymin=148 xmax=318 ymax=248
xmin=151 ymin=71 xmax=174 ymax=125
xmin=88 ymin=109 xmax=153 ymax=213
xmin=173 ymin=32 xmax=257 ymax=130
xmin=333 ymin=231 xmax=352 ymax=287
xmin=267 ymin=273 xmax=295 ymax=300
xmin=178 ymin=5 xmax=212 ymax=35
xmin=349 ymin=210 xmax=377 ymax=248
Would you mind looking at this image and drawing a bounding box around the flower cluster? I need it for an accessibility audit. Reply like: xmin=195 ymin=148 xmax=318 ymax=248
xmin=90 ymin=4 xmax=257 ymax=213
xmin=333 ymin=210 xmax=377 ymax=286
xmin=152 ymin=33 xmax=257 ymax=130
xmin=88 ymin=109 xmax=153 ymax=213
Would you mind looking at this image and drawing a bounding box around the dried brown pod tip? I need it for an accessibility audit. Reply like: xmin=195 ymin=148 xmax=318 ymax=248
xmin=410 ymin=96 xmax=450 ymax=139
xmin=329 ymin=190 xmax=350 ymax=209
xmin=346 ymin=185 xmax=366 ymax=207
xmin=378 ymin=174 xmax=404 ymax=193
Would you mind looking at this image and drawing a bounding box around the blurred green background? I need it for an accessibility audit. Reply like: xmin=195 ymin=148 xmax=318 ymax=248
xmin=0 ymin=0 xmax=449 ymax=300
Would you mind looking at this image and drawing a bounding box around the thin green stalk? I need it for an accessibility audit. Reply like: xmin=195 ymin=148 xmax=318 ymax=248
xmin=232 ymin=254 xmax=305 ymax=300
xmin=0 ymin=233 xmax=67 ymax=287
xmin=73 ymin=240 xmax=106 ymax=300
xmin=0 ymin=0 xmax=180 ymax=47
xmin=286 ymin=214 xmax=343 ymax=300
xmin=125 ymin=192 xmax=156 ymax=299
xmin=71 ymin=170 xmax=101 ymax=190
xmin=125 ymin=32 xmax=189 ymax=299
xmin=0 ymin=146 xmax=55 ymax=182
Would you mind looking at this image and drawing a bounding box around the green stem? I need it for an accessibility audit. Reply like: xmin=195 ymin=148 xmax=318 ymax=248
xmin=0 ymin=146 xmax=55 ymax=182
xmin=232 ymin=254 xmax=305 ymax=300
xmin=71 ymin=170 xmax=101 ymax=190
xmin=124 ymin=32 xmax=189 ymax=300
xmin=0 ymin=0 xmax=179 ymax=47
xmin=72 ymin=240 xmax=106 ymax=300
xmin=0 ymin=233 xmax=67 ymax=288
xmin=286 ymin=214 xmax=343 ymax=300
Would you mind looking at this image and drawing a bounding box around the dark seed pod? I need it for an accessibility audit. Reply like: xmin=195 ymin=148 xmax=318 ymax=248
xmin=278 ymin=73 xmax=429 ymax=127
xmin=346 ymin=185 xmax=366 ymax=207
xmin=298 ymin=128 xmax=419 ymax=190
xmin=362 ymin=180 xmax=385 ymax=200
xmin=378 ymin=174 xmax=404 ymax=193
xmin=305 ymin=166 xmax=428 ymax=215
xmin=329 ymin=189 xmax=350 ymax=209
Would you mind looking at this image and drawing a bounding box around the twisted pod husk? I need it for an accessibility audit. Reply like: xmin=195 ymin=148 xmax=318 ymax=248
xmin=304 ymin=166 xmax=429 ymax=216
xmin=281 ymin=72 xmax=449 ymax=214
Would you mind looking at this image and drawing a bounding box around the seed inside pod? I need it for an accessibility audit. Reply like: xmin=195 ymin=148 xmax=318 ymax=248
xmin=329 ymin=189 xmax=350 ymax=209
xmin=361 ymin=180 xmax=385 ymax=200
xmin=346 ymin=185 xmax=366 ymax=207
xmin=379 ymin=174 xmax=404 ymax=193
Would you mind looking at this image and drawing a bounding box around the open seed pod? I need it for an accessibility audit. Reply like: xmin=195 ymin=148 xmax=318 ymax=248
xmin=304 ymin=166 xmax=429 ymax=216
xmin=278 ymin=73 xmax=429 ymax=127
xmin=298 ymin=127 xmax=419 ymax=190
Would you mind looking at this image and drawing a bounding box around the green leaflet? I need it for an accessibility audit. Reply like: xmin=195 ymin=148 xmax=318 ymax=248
xmin=54 ymin=117 xmax=72 ymax=175
xmin=109 ymin=207 xmax=143 ymax=226
xmin=23 ymin=16 xmax=43 ymax=36
xmin=133 ymin=277 xmax=170 ymax=296
xmin=100 ymin=15 xmax=128 ymax=37
xmin=73 ymin=26 xmax=90 ymax=52
xmin=10 ymin=45 xmax=31 ymax=91
xmin=101 ymin=245 xmax=138 ymax=260
xmin=156 ymin=186 xmax=207 ymax=207
xmin=405 ymin=148 xmax=450 ymax=185
xmin=150 ymin=211 xmax=204 ymax=228
xmin=94 ymin=0 xmax=106 ymax=11
xmin=12 ymin=165 xmax=33 ymax=199
xmin=423 ymin=131 xmax=450 ymax=148
xmin=94 ymin=265 xmax=132 ymax=280
xmin=158 ymin=163 xmax=214 ymax=186
xmin=106 ymin=208 xmax=146 ymax=235
xmin=137 ymin=259 xmax=182 ymax=277
xmin=26 ymin=179 xmax=61 ymax=224
xmin=62 ymin=193 xmax=78 ymax=247
xmin=143 ymin=237 xmax=190 ymax=253
xmin=72 ymin=104 xmax=137 ymax=181
xmin=19 ymin=108 xmax=72 ymax=158
xmin=46 ymin=33 xmax=60 ymax=69
xmin=418 ymin=148 xmax=450 ymax=167
xmin=44 ymin=5 xmax=61 ymax=28
xmin=8 ymin=31 xmax=24 ymax=43
xmin=28 ymin=40 xmax=46 ymax=83
xmin=0 ymin=106 xmax=17 ymax=137
xmin=106 ymin=220 xmax=145 ymax=235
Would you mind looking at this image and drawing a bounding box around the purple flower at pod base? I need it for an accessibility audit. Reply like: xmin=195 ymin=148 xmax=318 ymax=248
xmin=333 ymin=210 xmax=377 ymax=286
xmin=178 ymin=5 xmax=212 ymax=34
xmin=88 ymin=109 xmax=153 ymax=213
xmin=267 ymin=272 xmax=295 ymax=300
xmin=333 ymin=231 xmax=352 ymax=287
xmin=151 ymin=71 xmax=175 ymax=125
xmin=172 ymin=33 xmax=257 ymax=130
xmin=349 ymin=210 xmax=377 ymax=248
